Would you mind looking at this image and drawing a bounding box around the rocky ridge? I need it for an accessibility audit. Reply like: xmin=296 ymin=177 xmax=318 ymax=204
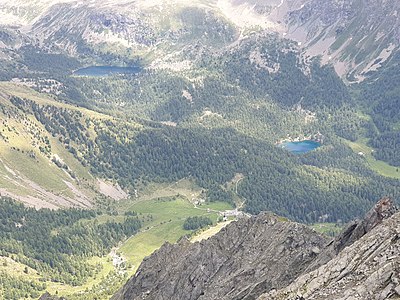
xmin=305 ymin=197 xmax=399 ymax=271
xmin=114 ymin=197 xmax=398 ymax=300
xmin=286 ymin=0 xmax=400 ymax=79
xmin=112 ymin=212 xmax=327 ymax=300
xmin=261 ymin=198 xmax=400 ymax=300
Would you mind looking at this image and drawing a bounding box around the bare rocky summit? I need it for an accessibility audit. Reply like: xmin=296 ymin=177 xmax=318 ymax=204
xmin=113 ymin=197 xmax=398 ymax=300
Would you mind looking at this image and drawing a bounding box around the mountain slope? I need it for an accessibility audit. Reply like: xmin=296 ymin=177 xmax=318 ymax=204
xmin=1 ymin=78 xmax=397 ymax=221
xmin=0 ymin=82 xmax=129 ymax=209
xmin=113 ymin=198 xmax=399 ymax=300
xmin=112 ymin=212 xmax=327 ymax=300
xmin=2 ymin=0 xmax=398 ymax=80
xmin=286 ymin=0 xmax=400 ymax=80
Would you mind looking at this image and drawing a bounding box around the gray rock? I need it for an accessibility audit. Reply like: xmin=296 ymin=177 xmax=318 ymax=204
xmin=306 ymin=197 xmax=398 ymax=272
xmin=394 ymin=285 xmax=400 ymax=296
xmin=113 ymin=212 xmax=327 ymax=300
xmin=113 ymin=198 xmax=399 ymax=300
xmin=260 ymin=209 xmax=400 ymax=300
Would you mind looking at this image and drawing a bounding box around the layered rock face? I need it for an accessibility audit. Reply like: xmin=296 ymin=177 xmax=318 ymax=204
xmin=306 ymin=197 xmax=399 ymax=271
xmin=114 ymin=198 xmax=398 ymax=300
xmin=261 ymin=200 xmax=400 ymax=300
xmin=113 ymin=213 xmax=327 ymax=300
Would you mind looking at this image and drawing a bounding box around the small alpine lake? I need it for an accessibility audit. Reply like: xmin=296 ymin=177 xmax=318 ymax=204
xmin=73 ymin=65 xmax=142 ymax=77
xmin=279 ymin=140 xmax=321 ymax=154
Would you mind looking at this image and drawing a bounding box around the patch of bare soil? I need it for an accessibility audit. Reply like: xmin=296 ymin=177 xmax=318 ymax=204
xmin=98 ymin=179 xmax=128 ymax=201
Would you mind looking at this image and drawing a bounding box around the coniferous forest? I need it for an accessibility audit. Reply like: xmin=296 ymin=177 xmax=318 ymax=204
xmin=0 ymin=4 xmax=399 ymax=298
xmin=0 ymin=198 xmax=141 ymax=287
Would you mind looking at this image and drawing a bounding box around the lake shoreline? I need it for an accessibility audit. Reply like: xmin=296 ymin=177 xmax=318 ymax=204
xmin=275 ymin=132 xmax=324 ymax=145
xmin=278 ymin=140 xmax=322 ymax=154
xmin=276 ymin=134 xmax=323 ymax=154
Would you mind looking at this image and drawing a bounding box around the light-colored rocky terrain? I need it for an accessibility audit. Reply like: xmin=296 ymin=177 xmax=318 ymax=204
xmin=1 ymin=0 xmax=398 ymax=78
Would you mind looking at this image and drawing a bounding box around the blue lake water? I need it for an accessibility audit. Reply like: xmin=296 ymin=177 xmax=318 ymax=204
xmin=279 ymin=140 xmax=321 ymax=154
xmin=73 ymin=65 xmax=142 ymax=77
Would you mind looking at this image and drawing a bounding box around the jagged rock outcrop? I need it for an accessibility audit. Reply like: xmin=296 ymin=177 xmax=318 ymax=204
xmin=334 ymin=197 xmax=398 ymax=252
xmin=114 ymin=197 xmax=398 ymax=300
xmin=113 ymin=212 xmax=327 ymax=300
xmin=306 ymin=196 xmax=398 ymax=271
xmin=260 ymin=209 xmax=400 ymax=300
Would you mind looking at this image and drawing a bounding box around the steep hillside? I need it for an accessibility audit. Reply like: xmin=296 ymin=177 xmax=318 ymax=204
xmin=356 ymin=51 xmax=400 ymax=167
xmin=286 ymin=0 xmax=400 ymax=80
xmin=0 ymin=82 xmax=128 ymax=209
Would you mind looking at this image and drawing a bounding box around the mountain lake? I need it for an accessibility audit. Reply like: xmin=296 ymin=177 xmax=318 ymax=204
xmin=279 ymin=140 xmax=321 ymax=154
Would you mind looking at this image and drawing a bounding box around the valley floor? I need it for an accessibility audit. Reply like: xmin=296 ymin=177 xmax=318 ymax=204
xmin=0 ymin=180 xmax=233 ymax=299
xmin=344 ymin=138 xmax=400 ymax=179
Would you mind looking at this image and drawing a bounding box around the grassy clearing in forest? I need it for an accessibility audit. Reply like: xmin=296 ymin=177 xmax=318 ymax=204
xmin=344 ymin=138 xmax=400 ymax=179
xmin=119 ymin=194 xmax=232 ymax=274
